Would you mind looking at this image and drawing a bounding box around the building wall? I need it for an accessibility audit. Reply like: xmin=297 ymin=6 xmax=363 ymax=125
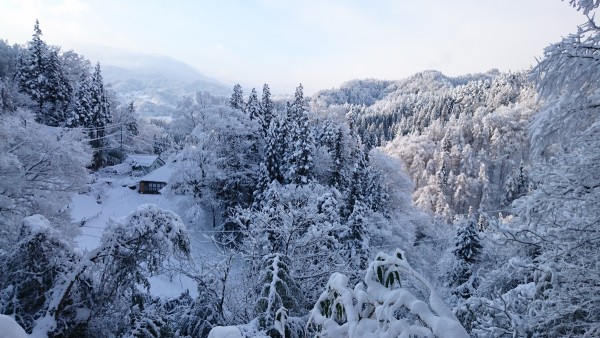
xmin=139 ymin=181 xmax=167 ymax=194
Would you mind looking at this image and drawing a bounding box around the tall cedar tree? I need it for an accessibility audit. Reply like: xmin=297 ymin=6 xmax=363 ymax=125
xmin=246 ymin=87 xmax=261 ymax=121
xmin=16 ymin=20 xmax=72 ymax=126
xmin=89 ymin=62 xmax=112 ymax=169
xmin=283 ymin=84 xmax=314 ymax=185
xmin=230 ymin=83 xmax=244 ymax=111
xmin=260 ymin=83 xmax=274 ymax=136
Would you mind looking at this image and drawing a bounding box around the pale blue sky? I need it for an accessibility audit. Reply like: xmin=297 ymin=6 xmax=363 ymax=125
xmin=0 ymin=0 xmax=589 ymax=94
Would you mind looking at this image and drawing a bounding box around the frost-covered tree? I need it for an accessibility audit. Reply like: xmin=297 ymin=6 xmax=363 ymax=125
xmin=230 ymin=83 xmax=245 ymax=111
xmin=87 ymin=62 xmax=112 ymax=169
xmin=109 ymin=101 xmax=139 ymax=161
xmin=0 ymin=111 xmax=90 ymax=244
xmin=75 ymin=205 xmax=191 ymax=337
xmin=260 ymin=83 xmax=275 ymax=136
xmin=0 ymin=205 xmax=194 ymax=337
xmin=15 ymin=20 xmax=46 ymax=111
xmin=16 ymin=20 xmax=72 ymax=126
xmin=343 ymin=201 xmax=371 ymax=277
xmin=66 ymin=71 xmax=93 ymax=128
xmin=456 ymin=4 xmax=600 ymax=336
xmin=60 ymin=49 xmax=91 ymax=87
xmin=171 ymin=95 xmax=202 ymax=138
xmin=308 ymin=249 xmax=469 ymax=338
xmin=254 ymin=116 xmax=287 ymax=201
xmin=255 ymin=254 xmax=305 ymax=338
xmin=283 ymin=84 xmax=315 ymax=185
xmin=0 ymin=215 xmax=89 ymax=336
xmin=246 ymin=87 xmax=261 ymax=121
xmin=453 ymin=212 xmax=482 ymax=264
xmin=170 ymin=104 xmax=260 ymax=228
xmin=238 ymin=182 xmax=349 ymax=309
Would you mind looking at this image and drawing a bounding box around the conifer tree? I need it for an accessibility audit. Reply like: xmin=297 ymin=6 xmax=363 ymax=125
xmin=344 ymin=201 xmax=371 ymax=275
xmin=66 ymin=72 xmax=93 ymax=128
xmin=260 ymin=83 xmax=274 ymax=135
xmin=283 ymin=84 xmax=314 ymax=185
xmin=254 ymin=116 xmax=287 ymax=207
xmin=16 ymin=20 xmax=72 ymax=126
xmin=43 ymin=47 xmax=72 ymax=125
xmin=453 ymin=210 xmax=482 ymax=264
xmin=122 ymin=101 xmax=139 ymax=136
xmin=246 ymin=87 xmax=260 ymax=121
xmin=229 ymin=83 xmax=244 ymax=111
xmin=330 ymin=127 xmax=346 ymax=189
xmin=16 ymin=20 xmax=46 ymax=109
xmin=255 ymin=254 xmax=304 ymax=338
xmin=89 ymin=62 xmax=112 ymax=169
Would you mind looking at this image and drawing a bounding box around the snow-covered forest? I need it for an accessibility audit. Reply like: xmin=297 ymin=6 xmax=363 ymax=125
xmin=1 ymin=1 xmax=599 ymax=337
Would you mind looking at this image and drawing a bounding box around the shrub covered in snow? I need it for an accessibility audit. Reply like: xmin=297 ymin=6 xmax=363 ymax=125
xmin=308 ymin=249 xmax=468 ymax=338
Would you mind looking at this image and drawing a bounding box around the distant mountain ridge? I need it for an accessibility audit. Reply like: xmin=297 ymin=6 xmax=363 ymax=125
xmin=75 ymin=44 xmax=231 ymax=116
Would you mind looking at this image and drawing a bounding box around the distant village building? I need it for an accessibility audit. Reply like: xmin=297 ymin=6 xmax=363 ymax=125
xmin=138 ymin=164 xmax=175 ymax=194
xmin=126 ymin=155 xmax=165 ymax=175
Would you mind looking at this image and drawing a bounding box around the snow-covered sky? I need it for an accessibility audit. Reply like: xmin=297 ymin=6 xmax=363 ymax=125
xmin=0 ymin=0 xmax=588 ymax=94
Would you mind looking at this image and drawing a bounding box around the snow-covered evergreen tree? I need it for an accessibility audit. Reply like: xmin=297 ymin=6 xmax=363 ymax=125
xmin=15 ymin=20 xmax=72 ymax=126
xmin=283 ymin=84 xmax=314 ymax=185
xmin=255 ymin=254 xmax=305 ymax=338
xmin=66 ymin=71 xmax=93 ymax=128
xmin=230 ymin=83 xmax=245 ymax=111
xmin=453 ymin=211 xmax=482 ymax=264
xmin=89 ymin=62 xmax=112 ymax=169
xmin=246 ymin=87 xmax=261 ymax=121
xmin=260 ymin=83 xmax=274 ymax=136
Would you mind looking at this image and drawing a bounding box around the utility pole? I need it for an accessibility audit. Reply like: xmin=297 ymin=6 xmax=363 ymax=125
xmin=120 ymin=123 xmax=124 ymax=163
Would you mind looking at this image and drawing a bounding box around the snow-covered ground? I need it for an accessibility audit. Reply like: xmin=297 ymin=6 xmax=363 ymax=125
xmin=70 ymin=171 xmax=220 ymax=298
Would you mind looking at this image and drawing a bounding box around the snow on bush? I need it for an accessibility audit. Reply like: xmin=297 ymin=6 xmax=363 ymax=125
xmin=308 ymin=249 xmax=468 ymax=338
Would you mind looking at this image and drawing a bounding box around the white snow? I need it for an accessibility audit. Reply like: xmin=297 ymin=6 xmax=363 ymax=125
xmin=207 ymin=326 xmax=243 ymax=338
xmin=126 ymin=154 xmax=160 ymax=167
xmin=140 ymin=163 xmax=176 ymax=183
xmin=70 ymin=173 xmax=219 ymax=299
xmin=0 ymin=315 xmax=27 ymax=338
xmin=22 ymin=214 xmax=51 ymax=235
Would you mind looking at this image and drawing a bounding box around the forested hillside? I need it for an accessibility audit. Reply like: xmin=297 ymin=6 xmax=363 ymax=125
xmin=313 ymin=70 xmax=536 ymax=222
xmin=1 ymin=1 xmax=599 ymax=337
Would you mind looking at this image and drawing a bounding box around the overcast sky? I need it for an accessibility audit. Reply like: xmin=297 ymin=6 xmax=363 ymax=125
xmin=0 ymin=0 xmax=589 ymax=94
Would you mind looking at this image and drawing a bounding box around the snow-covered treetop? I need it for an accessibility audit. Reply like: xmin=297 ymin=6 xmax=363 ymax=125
xmin=567 ymin=0 xmax=600 ymax=14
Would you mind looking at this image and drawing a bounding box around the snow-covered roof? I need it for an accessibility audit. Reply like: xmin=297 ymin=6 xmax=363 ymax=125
xmin=127 ymin=154 xmax=161 ymax=167
xmin=140 ymin=164 xmax=175 ymax=183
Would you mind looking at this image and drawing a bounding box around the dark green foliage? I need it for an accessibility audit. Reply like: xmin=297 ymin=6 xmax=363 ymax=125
xmin=453 ymin=214 xmax=482 ymax=264
xmin=256 ymin=254 xmax=305 ymax=338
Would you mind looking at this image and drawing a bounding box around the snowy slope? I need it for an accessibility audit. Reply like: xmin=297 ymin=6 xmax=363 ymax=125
xmin=0 ymin=315 xmax=27 ymax=338
xmin=75 ymin=44 xmax=230 ymax=117
xmin=70 ymin=173 xmax=220 ymax=298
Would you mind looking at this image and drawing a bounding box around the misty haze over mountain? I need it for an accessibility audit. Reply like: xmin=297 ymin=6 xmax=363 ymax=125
xmin=76 ymin=44 xmax=230 ymax=116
